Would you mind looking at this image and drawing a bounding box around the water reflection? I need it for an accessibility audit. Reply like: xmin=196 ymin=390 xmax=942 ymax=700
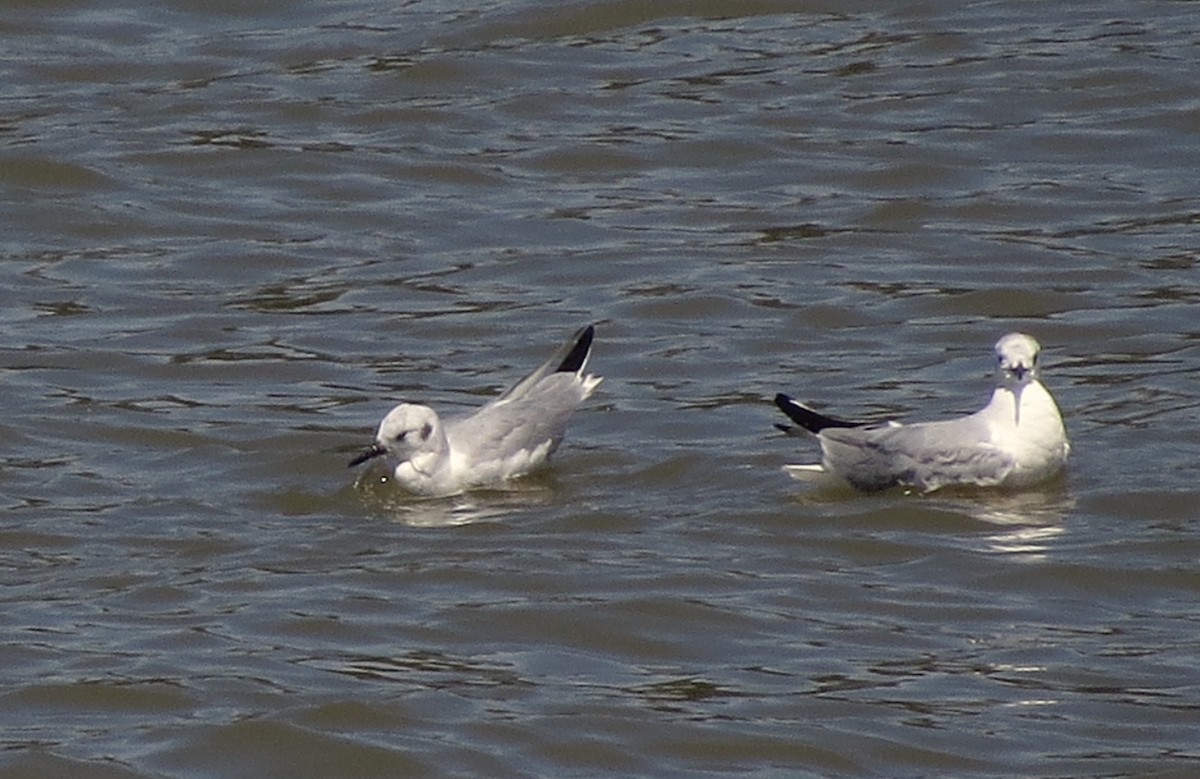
xmin=353 ymin=468 xmax=554 ymax=527
xmin=979 ymin=521 xmax=1066 ymax=559
xmin=312 ymin=649 xmax=530 ymax=691
xmin=787 ymin=476 xmax=1075 ymax=560
xmin=930 ymin=481 xmax=1076 ymax=560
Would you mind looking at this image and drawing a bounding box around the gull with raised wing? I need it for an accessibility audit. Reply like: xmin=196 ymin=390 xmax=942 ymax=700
xmin=774 ymin=333 xmax=1069 ymax=493
xmin=350 ymin=324 xmax=602 ymax=497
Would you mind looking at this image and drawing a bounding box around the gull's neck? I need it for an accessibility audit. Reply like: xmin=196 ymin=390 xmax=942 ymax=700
xmin=985 ymin=378 xmax=1032 ymax=427
xmin=394 ymin=432 xmax=453 ymax=492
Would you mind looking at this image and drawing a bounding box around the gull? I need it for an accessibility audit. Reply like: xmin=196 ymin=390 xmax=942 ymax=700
xmin=773 ymin=333 xmax=1069 ymax=493
xmin=349 ymin=324 xmax=602 ymax=497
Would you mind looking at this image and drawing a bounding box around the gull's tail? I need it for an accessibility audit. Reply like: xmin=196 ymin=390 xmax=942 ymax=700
xmin=498 ymin=324 xmax=600 ymax=403
xmin=774 ymin=393 xmax=863 ymax=435
xmin=555 ymin=324 xmax=594 ymax=375
xmin=774 ymin=393 xmax=862 ymax=486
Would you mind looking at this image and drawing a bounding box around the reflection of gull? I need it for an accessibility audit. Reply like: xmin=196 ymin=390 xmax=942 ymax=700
xmin=350 ymin=325 xmax=601 ymax=497
xmin=939 ymin=486 xmax=1076 ymax=560
xmin=985 ymin=521 xmax=1066 ymax=558
xmin=775 ymin=333 xmax=1069 ymax=493
xmin=386 ymin=496 xmax=547 ymax=528
xmin=355 ymin=474 xmax=558 ymax=527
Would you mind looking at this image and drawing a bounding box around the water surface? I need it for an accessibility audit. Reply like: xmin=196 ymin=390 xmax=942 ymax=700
xmin=2 ymin=0 xmax=1199 ymax=776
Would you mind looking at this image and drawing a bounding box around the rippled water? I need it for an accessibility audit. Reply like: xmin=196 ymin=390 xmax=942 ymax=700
xmin=3 ymin=0 xmax=1200 ymax=776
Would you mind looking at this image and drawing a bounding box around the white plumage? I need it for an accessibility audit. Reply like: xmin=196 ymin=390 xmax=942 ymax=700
xmin=775 ymin=333 xmax=1069 ymax=493
xmin=350 ymin=325 xmax=601 ymax=497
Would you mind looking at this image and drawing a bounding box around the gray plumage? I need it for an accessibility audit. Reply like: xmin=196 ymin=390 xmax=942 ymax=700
xmin=775 ymin=333 xmax=1069 ymax=493
xmin=350 ymin=325 xmax=601 ymax=496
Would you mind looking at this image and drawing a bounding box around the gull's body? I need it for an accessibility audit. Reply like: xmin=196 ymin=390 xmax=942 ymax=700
xmin=774 ymin=333 xmax=1069 ymax=493
xmin=350 ymin=325 xmax=601 ymax=497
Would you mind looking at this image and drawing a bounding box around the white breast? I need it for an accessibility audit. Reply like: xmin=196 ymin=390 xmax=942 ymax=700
xmin=985 ymin=381 xmax=1069 ymax=486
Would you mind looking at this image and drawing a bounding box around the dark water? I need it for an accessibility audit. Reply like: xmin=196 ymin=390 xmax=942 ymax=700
xmin=2 ymin=0 xmax=1199 ymax=776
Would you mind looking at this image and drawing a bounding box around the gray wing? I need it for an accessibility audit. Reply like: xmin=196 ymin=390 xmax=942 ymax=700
xmin=819 ymin=416 xmax=1015 ymax=492
xmin=496 ymin=325 xmax=594 ymax=404
xmin=446 ymin=372 xmax=588 ymax=462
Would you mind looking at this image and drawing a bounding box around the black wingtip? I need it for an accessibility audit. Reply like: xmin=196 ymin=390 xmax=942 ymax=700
xmin=773 ymin=393 xmax=861 ymax=433
xmin=555 ymin=324 xmax=595 ymax=374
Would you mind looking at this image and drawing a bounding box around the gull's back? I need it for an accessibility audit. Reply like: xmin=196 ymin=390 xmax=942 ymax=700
xmin=818 ymin=413 xmax=1013 ymax=492
xmin=443 ymin=325 xmax=601 ymax=485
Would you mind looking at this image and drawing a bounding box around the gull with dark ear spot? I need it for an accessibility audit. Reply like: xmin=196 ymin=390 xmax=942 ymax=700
xmin=350 ymin=324 xmax=602 ymax=497
xmin=774 ymin=333 xmax=1069 ymax=493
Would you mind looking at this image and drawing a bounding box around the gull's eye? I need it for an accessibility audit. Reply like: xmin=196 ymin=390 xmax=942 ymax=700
xmin=420 ymin=423 xmax=432 ymax=441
